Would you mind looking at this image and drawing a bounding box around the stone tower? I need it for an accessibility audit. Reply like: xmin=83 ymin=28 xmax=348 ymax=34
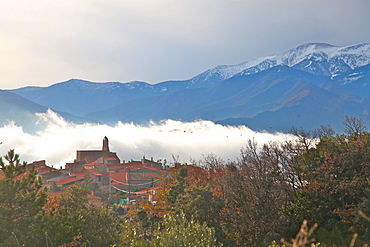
xmin=102 ymin=136 xmax=110 ymax=152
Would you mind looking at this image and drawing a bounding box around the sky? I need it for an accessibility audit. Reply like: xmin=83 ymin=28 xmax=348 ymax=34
xmin=1 ymin=0 xmax=370 ymax=89
xmin=0 ymin=110 xmax=294 ymax=167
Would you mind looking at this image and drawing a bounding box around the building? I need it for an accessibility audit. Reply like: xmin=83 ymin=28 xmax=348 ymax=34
xmin=75 ymin=136 xmax=120 ymax=162
xmin=26 ymin=137 xmax=165 ymax=204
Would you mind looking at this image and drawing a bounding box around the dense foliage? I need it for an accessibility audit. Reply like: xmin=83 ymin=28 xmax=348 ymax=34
xmin=0 ymin=150 xmax=47 ymax=246
xmin=0 ymin=117 xmax=369 ymax=246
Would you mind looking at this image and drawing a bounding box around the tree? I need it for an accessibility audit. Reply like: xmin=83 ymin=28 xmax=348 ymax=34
xmin=166 ymin=167 xmax=188 ymax=204
xmin=219 ymin=139 xmax=294 ymax=246
xmin=119 ymin=211 xmax=221 ymax=247
xmin=44 ymin=184 xmax=120 ymax=246
xmin=43 ymin=185 xmax=90 ymax=246
xmin=343 ymin=115 xmax=367 ymax=137
xmin=151 ymin=212 xmax=221 ymax=247
xmin=287 ymin=131 xmax=370 ymax=244
xmin=175 ymin=185 xmax=232 ymax=246
xmin=119 ymin=219 xmax=149 ymax=247
xmin=354 ymin=198 xmax=370 ymax=244
xmin=0 ymin=149 xmax=47 ymax=246
xmin=289 ymin=126 xmax=319 ymax=152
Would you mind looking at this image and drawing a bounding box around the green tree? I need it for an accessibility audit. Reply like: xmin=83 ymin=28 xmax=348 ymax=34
xmin=119 ymin=220 xmax=149 ymax=247
xmin=288 ymin=130 xmax=370 ymax=244
xmin=82 ymin=204 xmax=121 ymax=246
xmin=119 ymin=212 xmax=221 ymax=247
xmin=166 ymin=167 xmax=188 ymax=204
xmin=151 ymin=212 xmax=221 ymax=247
xmin=44 ymin=184 xmax=120 ymax=246
xmin=43 ymin=185 xmax=90 ymax=246
xmin=354 ymin=198 xmax=370 ymax=244
xmin=175 ymin=185 xmax=232 ymax=246
xmin=0 ymin=149 xmax=47 ymax=246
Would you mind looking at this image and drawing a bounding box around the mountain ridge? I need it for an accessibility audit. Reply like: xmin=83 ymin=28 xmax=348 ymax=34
xmin=193 ymin=43 xmax=370 ymax=84
xmin=5 ymin=42 xmax=370 ymax=133
xmin=0 ymin=90 xmax=94 ymax=133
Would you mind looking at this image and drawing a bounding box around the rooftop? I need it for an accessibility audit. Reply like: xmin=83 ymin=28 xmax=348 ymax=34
xmin=110 ymin=172 xmax=128 ymax=184
xmin=84 ymin=168 xmax=103 ymax=176
xmin=55 ymin=176 xmax=84 ymax=186
xmin=70 ymin=171 xmax=88 ymax=177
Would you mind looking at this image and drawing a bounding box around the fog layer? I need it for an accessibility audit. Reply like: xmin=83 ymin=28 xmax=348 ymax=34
xmin=0 ymin=110 xmax=292 ymax=167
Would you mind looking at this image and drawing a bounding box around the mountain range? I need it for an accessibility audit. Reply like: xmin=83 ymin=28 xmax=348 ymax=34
xmin=4 ymin=42 xmax=370 ymax=133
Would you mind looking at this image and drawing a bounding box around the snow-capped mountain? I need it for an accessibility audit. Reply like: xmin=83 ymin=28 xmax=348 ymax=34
xmin=191 ymin=43 xmax=370 ymax=84
xmin=5 ymin=42 xmax=370 ymax=133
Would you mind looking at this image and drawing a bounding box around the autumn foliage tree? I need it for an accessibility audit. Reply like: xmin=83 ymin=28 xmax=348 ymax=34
xmin=0 ymin=116 xmax=369 ymax=246
xmin=218 ymin=139 xmax=296 ymax=246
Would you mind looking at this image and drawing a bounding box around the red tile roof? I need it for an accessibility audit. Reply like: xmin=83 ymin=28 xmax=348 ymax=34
xmin=103 ymin=157 xmax=118 ymax=160
xmin=121 ymin=163 xmax=162 ymax=172
xmin=70 ymin=171 xmax=88 ymax=177
xmin=141 ymin=165 xmax=163 ymax=172
xmin=55 ymin=176 xmax=84 ymax=185
xmin=84 ymin=169 xmax=103 ymax=176
xmin=110 ymin=172 xmax=128 ymax=184
xmin=36 ymin=166 xmax=47 ymax=170
xmin=45 ymin=181 xmax=55 ymax=186
xmin=38 ymin=169 xmax=52 ymax=175
xmin=136 ymin=186 xmax=159 ymax=195
xmin=63 ymin=181 xmax=85 ymax=188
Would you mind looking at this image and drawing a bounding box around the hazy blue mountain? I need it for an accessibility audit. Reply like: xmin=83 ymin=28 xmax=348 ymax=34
xmin=0 ymin=90 xmax=92 ymax=133
xmin=86 ymin=65 xmax=369 ymax=132
xmin=10 ymin=79 xmax=163 ymax=116
xmin=7 ymin=43 xmax=370 ymax=133
xmin=217 ymin=82 xmax=370 ymax=133
xmin=328 ymin=64 xmax=370 ymax=99
xmin=182 ymin=66 xmax=331 ymax=120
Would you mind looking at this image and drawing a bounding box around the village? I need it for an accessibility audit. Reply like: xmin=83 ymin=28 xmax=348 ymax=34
xmin=26 ymin=137 xmax=165 ymax=206
xmin=3 ymin=126 xmax=370 ymax=246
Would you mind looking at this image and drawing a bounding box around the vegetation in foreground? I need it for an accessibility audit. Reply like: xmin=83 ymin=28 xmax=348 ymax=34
xmin=0 ymin=116 xmax=370 ymax=246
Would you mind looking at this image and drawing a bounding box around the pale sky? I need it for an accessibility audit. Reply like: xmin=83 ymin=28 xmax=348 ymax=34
xmin=1 ymin=0 xmax=370 ymax=89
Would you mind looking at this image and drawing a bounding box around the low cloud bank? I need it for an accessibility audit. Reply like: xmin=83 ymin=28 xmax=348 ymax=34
xmin=0 ymin=110 xmax=292 ymax=168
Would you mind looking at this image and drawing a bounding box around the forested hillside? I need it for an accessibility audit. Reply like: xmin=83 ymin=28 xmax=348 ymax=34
xmin=0 ymin=117 xmax=370 ymax=246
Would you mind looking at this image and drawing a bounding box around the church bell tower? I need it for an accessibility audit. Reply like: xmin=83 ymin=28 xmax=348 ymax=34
xmin=102 ymin=136 xmax=110 ymax=152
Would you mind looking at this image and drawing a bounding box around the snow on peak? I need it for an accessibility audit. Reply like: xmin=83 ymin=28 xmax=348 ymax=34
xmin=277 ymin=43 xmax=338 ymax=66
xmin=192 ymin=43 xmax=370 ymax=83
xmin=55 ymin=79 xmax=94 ymax=90
xmin=190 ymin=56 xmax=275 ymax=83
xmin=331 ymin=43 xmax=370 ymax=69
xmin=123 ymin=81 xmax=152 ymax=90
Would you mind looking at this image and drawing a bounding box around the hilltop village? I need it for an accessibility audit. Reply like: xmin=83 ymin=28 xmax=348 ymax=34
xmin=27 ymin=137 xmax=164 ymax=205
xmin=1 ymin=123 xmax=370 ymax=246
